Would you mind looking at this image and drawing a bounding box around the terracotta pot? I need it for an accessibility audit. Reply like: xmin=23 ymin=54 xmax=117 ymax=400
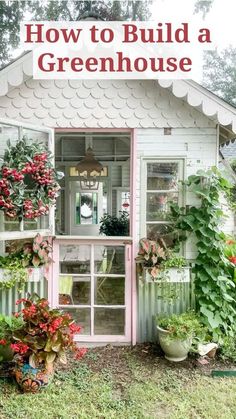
xmin=14 ymin=361 xmax=54 ymax=393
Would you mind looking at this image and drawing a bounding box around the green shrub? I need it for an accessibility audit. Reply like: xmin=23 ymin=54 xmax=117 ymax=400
xmin=220 ymin=336 xmax=236 ymax=362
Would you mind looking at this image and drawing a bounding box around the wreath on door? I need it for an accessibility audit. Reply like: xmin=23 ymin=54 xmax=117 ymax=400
xmin=0 ymin=137 xmax=62 ymax=220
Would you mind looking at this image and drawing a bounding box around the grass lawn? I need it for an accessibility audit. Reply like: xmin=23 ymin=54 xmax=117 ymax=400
xmin=0 ymin=345 xmax=236 ymax=419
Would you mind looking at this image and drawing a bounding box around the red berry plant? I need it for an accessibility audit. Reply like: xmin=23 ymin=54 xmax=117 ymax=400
xmin=11 ymin=295 xmax=87 ymax=369
xmin=0 ymin=137 xmax=62 ymax=220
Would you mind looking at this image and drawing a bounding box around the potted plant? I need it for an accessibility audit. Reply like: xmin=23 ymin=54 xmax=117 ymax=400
xmin=159 ymin=255 xmax=190 ymax=283
xmin=99 ymin=211 xmax=129 ymax=236
xmin=135 ymin=238 xmax=168 ymax=281
xmin=9 ymin=294 xmax=87 ymax=393
xmin=0 ymin=315 xmax=24 ymax=362
xmin=136 ymin=238 xmax=189 ymax=282
xmin=156 ymin=312 xmax=204 ymax=362
xmin=0 ymin=234 xmax=52 ymax=291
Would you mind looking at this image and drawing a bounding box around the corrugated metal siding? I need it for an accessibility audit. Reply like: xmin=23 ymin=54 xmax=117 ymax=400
xmin=0 ymin=278 xmax=48 ymax=316
xmin=137 ymin=278 xmax=195 ymax=342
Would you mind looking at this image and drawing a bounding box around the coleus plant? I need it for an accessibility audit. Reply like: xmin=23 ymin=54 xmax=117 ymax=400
xmin=0 ymin=137 xmax=63 ymax=220
xmin=11 ymin=294 xmax=87 ymax=368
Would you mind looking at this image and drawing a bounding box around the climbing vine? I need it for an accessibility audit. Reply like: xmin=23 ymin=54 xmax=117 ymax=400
xmin=171 ymin=167 xmax=236 ymax=340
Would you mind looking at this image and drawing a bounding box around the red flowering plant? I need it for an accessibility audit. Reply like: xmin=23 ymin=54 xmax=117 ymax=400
xmin=224 ymin=237 xmax=236 ymax=280
xmin=10 ymin=294 xmax=87 ymax=369
xmin=0 ymin=137 xmax=63 ymax=220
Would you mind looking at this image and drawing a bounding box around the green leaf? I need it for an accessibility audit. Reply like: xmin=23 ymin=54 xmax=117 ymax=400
xmin=58 ymin=350 xmax=67 ymax=365
xmin=46 ymin=352 xmax=56 ymax=365
xmin=51 ymin=341 xmax=62 ymax=353
xmin=44 ymin=339 xmax=52 ymax=352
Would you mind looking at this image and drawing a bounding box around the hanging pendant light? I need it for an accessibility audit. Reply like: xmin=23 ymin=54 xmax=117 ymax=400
xmin=76 ymin=147 xmax=103 ymax=190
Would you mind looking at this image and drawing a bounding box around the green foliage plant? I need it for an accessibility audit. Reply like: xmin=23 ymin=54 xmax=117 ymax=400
xmin=161 ymin=255 xmax=187 ymax=269
xmin=99 ymin=211 xmax=129 ymax=236
xmin=220 ymin=335 xmax=236 ymax=362
xmin=0 ymin=314 xmax=24 ymax=361
xmin=0 ymin=234 xmax=52 ymax=291
xmin=0 ymin=314 xmax=24 ymax=340
xmin=156 ymin=311 xmax=205 ymax=342
xmin=0 ymin=257 xmax=28 ymax=291
xmin=171 ymin=167 xmax=235 ymax=340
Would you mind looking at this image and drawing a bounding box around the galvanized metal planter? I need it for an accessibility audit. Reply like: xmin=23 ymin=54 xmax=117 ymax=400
xmin=137 ymin=268 xmax=195 ymax=343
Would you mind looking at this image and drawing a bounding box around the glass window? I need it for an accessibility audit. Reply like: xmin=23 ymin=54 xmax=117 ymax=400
xmin=95 ymin=277 xmax=125 ymax=305
xmin=147 ymin=162 xmax=179 ymax=190
xmin=94 ymin=246 xmax=125 ymax=275
xmin=75 ymin=192 xmax=98 ymax=225
xmin=59 ymin=275 xmax=91 ymax=305
xmin=22 ymin=129 xmax=48 ymax=147
xmin=0 ymin=121 xmax=52 ymax=238
xmin=94 ymin=308 xmax=125 ymax=335
xmin=63 ymin=308 xmax=91 ymax=335
xmin=144 ymin=160 xmax=183 ymax=245
xmin=0 ymin=124 xmax=19 ymax=159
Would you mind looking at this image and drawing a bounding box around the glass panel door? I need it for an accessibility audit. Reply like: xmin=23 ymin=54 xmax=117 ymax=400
xmin=69 ymin=181 xmax=103 ymax=235
xmin=56 ymin=241 xmax=131 ymax=341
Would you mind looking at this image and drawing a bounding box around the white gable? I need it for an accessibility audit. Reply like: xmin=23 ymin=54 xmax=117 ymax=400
xmin=0 ymin=78 xmax=214 ymax=129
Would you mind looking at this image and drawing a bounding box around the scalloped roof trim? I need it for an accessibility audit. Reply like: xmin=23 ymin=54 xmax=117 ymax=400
xmin=0 ymin=51 xmax=236 ymax=137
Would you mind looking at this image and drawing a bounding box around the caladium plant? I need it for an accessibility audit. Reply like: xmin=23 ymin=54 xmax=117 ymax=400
xmin=22 ymin=233 xmax=52 ymax=268
xmin=136 ymin=238 xmax=168 ymax=279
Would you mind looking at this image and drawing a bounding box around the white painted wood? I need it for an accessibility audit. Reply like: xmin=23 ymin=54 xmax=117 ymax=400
xmin=0 ymin=79 xmax=216 ymax=129
xmin=136 ymin=127 xmax=218 ymax=260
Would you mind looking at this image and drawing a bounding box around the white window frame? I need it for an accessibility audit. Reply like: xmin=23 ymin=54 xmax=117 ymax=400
xmin=140 ymin=157 xmax=185 ymax=240
xmin=0 ymin=117 xmax=54 ymax=241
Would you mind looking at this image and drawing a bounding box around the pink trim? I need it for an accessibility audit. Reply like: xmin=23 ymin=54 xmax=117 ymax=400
xmin=74 ymin=335 xmax=130 ymax=343
xmin=130 ymin=129 xmax=137 ymax=346
xmin=51 ymin=240 xmax=59 ymax=308
xmin=50 ymin=127 xmax=136 ymax=344
xmin=52 ymin=237 xmax=132 ymax=343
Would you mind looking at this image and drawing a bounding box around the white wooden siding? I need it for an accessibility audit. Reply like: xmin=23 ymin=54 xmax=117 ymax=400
xmin=136 ymin=127 xmax=218 ymax=260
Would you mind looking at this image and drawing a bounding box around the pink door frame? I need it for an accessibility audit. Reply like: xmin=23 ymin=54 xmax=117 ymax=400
xmin=52 ymin=128 xmax=137 ymax=345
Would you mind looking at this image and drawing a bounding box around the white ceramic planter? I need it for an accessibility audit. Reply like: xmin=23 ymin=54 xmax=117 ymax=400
xmin=156 ymin=325 xmax=192 ymax=362
xmin=143 ymin=267 xmax=190 ymax=283
xmin=27 ymin=267 xmax=44 ymax=282
xmin=0 ymin=267 xmax=43 ymax=283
